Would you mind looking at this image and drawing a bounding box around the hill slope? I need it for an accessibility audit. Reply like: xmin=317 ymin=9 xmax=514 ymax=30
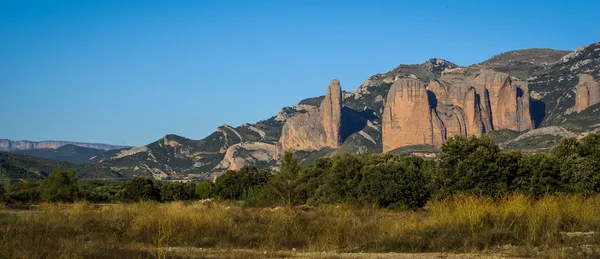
xmin=13 ymin=144 xmax=107 ymax=164
xmin=0 ymin=151 xmax=122 ymax=184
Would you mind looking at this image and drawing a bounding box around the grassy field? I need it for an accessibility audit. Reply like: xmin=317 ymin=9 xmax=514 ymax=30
xmin=1 ymin=194 xmax=600 ymax=258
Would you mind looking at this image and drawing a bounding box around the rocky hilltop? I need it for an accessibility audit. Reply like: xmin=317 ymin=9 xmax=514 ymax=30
xmin=84 ymin=40 xmax=600 ymax=180
xmin=0 ymin=139 xmax=128 ymax=152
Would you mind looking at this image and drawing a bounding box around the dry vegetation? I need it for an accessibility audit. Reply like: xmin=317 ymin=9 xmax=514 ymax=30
xmin=1 ymin=194 xmax=600 ymax=258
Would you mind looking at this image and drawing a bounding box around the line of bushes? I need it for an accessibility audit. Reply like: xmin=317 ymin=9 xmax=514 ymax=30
xmin=2 ymin=134 xmax=600 ymax=208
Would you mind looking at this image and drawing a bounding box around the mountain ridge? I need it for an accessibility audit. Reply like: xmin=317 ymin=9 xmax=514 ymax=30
xmin=7 ymin=41 xmax=600 ymax=182
xmin=0 ymin=139 xmax=129 ymax=152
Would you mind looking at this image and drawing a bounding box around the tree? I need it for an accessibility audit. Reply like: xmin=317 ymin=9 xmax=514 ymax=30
xmin=213 ymin=166 xmax=271 ymax=200
xmin=318 ymin=153 xmax=364 ymax=204
xmin=195 ymin=181 xmax=214 ymax=199
xmin=433 ymin=135 xmax=512 ymax=198
xmin=359 ymin=158 xmax=430 ymax=209
xmin=160 ymin=182 xmax=196 ymax=201
xmin=515 ymin=153 xmax=561 ymax=196
xmin=81 ymin=181 xmax=122 ymax=203
xmin=40 ymin=168 xmax=78 ymax=202
xmin=121 ymin=177 xmax=160 ymax=202
xmin=0 ymin=184 xmax=5 ymax=203
xmin=7 ymin=180 xmax=42 ymax=204
xmin=269 ymin=151 xmax=302 ymax=207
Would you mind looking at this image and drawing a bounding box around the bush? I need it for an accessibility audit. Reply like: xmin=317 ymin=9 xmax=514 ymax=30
xmin=120 ymin=177 xmax=160 ymax=202
xmin=160 ymin=182 xmax=196 ymax=202
xmin=0 ymin=184 xmax=5 ymax=203
xmin=433 ymin=135 xmax=511 ymax=198
xmin=40 ymin=168 xmax=78 ymax=202
xmin=359 ymin=157 xmax=430 ymax=209
xmin=515 ymin=153 xmax=560 ymax=196
xmin=7 ymin=181 xmax=41 ymax=204
xmin=213 ymin=166 xmax=271 ymax=200
xmin=195 ymin=181 xmax=214 ymax=199
xmin=81 ymin=181 xmax=123 ymax=203
xmin=317 ymin=153 xmax=364 ymax=204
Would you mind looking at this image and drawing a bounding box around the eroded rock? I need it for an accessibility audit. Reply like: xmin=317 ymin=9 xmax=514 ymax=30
xmin=575 ymin=74 xmax=600 ymax=112
xmin=280 ymin=80 xmax=343 ymax=151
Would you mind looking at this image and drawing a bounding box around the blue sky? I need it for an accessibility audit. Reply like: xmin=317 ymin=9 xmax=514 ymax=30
xmin=1 ymin=0 xmax=598 ymax=146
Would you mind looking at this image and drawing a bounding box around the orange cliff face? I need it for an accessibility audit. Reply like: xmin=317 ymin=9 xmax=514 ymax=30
xmin=575 ymin=74 xmax=600 ymax=113
xmin=382 ymin=78 xmax=444 ymax=152
xmin=279 ymin=79 xmax=343 ymax=151
xmin=382 ymin=69 xmax=534 ymax=152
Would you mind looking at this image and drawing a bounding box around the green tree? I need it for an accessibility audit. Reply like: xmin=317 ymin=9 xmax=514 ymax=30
xmin=318 ymin=153 xmax=364 ymax=204
xmin=0 ymin=184 xmax=5 ymax=203
xmin=560 ymin=156 xmax=600 ymax=195
xmin=213 ymin=166 xmax=271 ymax=200
xmin=515 ymin=153 xmax=561 ymax=196
xmin=40 ymin=168 xmax=78 ymax=202
xmin=121 ymin=177 xmax=160 ymax=202
xmin=81 ymin=181 xmax=122 ymax=203
xmin=359 ymin=157 xmax=430 ymax=209
xmin=7 ymin=181 xmax=42 ymax=204
xmin=433 ymin=135 xmax=512 ymax=198
xmin=160 ymin=182 xmax=196 ymax=201
xmin=269 ymin=151 xmax=302 ymax=207
xmin=195 ymin=181 xmax=214 ymax=199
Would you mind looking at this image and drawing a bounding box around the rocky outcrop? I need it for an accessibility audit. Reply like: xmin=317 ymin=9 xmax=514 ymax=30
xmin=575 ymin=74 xmax=600 ymax=112
xmin=383 ymin=69 xmax=534 ymax=152
xmin=320 ymin=79 xmax=343 ymax=148
xmin=215 ymin=142 xmax=281 ymax=171
xmin=472 ymin=70 xmax=533 ymax=131
xmin=280 ymin=80 xmax=343 ymax=151
xmin=0 ymin=139 xmax=128 ymax=152
xmin=382 ymin=78 xmax=444 ymax=152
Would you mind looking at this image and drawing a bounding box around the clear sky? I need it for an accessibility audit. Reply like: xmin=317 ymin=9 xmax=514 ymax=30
xmin=1 ymin=0 xmax=598 ymax=146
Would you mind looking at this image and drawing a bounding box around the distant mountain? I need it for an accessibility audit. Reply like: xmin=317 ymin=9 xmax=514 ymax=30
xmin=0 ymin=151 xmax=122 ymax=184
xmin=0 ymin=139 xmax=129 ymax=152
xmin=13 ymin=144 xmax=107 ymax=164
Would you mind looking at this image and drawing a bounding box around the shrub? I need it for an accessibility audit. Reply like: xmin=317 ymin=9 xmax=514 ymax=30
xmin=515 ymin=153 xmax=561 ymax=196
xmin=213 ymin=166 xmax=271 ymax=200
xmin=317 ymin=153 xmax=364 ymax=204
xmin=120 ymin=177 xmax=160 ymax=202
xmin=359 ymin=157 xmax=430 ymax=209
xmin=433 ymin=135 xmax=511 ymax=198
xmin=0 ymin=184 xmax=5 ymax=203
xmin=81 ymin=181 xmax=123 ymax=203
xmin=195 ymin=181 xmax=214 ymax=199
xmin=160 ymin=182 xmax=196 ymax=201
xmin=40 ymin=168 xmax=78 ymax=202
xmin=7 ymin=181 xmax=41 ymax=203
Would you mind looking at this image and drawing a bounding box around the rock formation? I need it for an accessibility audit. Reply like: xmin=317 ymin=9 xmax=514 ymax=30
xmin=280 ymin=80 xmax=343 ymax=151
xmin=320 ymin=79 xmax=343 ymax=148
xmin=575 ymin=74 xmax=600 ymax=112
xmin=215 ymin=142 xmax=281 ymax=171
xmin=382 ymin=78 xmax=444 ymax=152
xmin=382 ymin=69 xmax=534 ymax=152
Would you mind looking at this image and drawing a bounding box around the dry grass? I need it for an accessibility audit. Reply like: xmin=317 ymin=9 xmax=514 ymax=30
xmin=1 ymin=194 xmax=600 ymax=258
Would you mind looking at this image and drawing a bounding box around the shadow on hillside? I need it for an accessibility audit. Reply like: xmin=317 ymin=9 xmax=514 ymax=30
xmin=340 ymin=107 xmax=376 ymax=143
xmin=530 ymin=99 xmax=546 ymax=128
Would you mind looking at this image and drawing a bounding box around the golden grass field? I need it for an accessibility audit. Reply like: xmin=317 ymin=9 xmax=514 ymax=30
xmin=1 ymin=194 xmax=600 ymax=258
